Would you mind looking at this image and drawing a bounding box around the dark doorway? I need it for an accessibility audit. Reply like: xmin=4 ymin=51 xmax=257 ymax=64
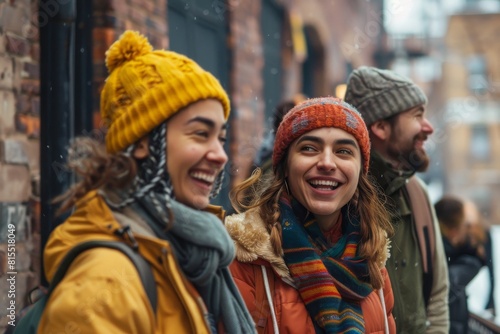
xmin=40 ymin=0 xmax=93 ymax=284
xmin=261 ymin=0 xmax=284 ymax=131
xmin=168 ymin=0 xmax=229 ymax=88
xmin=168 ymin=0 xmax=231 ymax=208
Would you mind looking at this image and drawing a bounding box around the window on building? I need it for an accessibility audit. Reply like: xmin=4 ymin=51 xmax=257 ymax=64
xmin=470 ymin=124 xmax=491 ymax=162
xmin=467 ymin=55 xmax=488 ymax=96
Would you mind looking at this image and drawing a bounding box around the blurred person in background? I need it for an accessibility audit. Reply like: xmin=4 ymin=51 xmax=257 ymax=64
xmin=464 ymin=200 xmax=495 ymax=318
xmin=253 ymin=93 xmax=307 ymax=174
xmin=463 ymin=201 xmax=487 ymax=262
xmin=435 ymin=196 xmax=483 ymax=334
xmin=345 ymin=66 xmax=449 ymax=333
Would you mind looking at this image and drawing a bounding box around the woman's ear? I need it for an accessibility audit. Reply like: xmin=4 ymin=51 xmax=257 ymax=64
xmin=370 ymin=120 xmax=391 ymax=141
xmin=132 ymin=136 xmax=150 ymax=159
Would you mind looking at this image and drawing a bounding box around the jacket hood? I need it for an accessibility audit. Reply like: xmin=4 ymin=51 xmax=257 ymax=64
xmin=225 ymin=209 xmax=290 ymax=279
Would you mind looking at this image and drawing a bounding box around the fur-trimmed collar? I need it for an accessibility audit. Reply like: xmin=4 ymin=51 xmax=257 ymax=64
xmin=225 ymin=209 xmax=291 ymax=279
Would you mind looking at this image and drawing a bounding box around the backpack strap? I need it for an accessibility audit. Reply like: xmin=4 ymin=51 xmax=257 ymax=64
xmin=48 ymin=240 xmax=157 ymax=314
xmin=405 ymin=177 xmax=435 ymax=307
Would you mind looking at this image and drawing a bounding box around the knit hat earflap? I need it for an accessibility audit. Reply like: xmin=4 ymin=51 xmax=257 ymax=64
xmin=101 ymin=30 xmax=230 ymax=153
xmin=273 ymin=97 xmax=370 ymax=173
xmin=344 ymin=66 xmax=427 ymax=126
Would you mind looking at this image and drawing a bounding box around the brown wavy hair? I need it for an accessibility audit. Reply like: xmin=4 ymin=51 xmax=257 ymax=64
xmin=53 ymin=137 xmax=137 ymax=215
xmin=231 ymin=162 xmax=393 ymax=289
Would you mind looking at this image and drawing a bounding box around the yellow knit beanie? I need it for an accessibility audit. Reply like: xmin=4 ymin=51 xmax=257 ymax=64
xmin=101 ymin=30 xmax=231 ymax=153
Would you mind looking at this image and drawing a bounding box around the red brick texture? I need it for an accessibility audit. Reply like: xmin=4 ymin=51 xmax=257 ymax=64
xmin=0 ymin=1 xmax=39 ymax=331
xmin=228 ymin=0 xmax=265 ymax=184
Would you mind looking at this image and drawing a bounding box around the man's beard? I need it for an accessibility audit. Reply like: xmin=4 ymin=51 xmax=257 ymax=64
xmin=387 ymin=134 xmax=430 ymax=172
xmin=407 ymin=147 xmax=430 ymax=172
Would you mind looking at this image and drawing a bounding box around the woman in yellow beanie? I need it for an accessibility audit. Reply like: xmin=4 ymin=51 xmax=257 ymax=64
xmin=226 ymin=97 xmax=396 ymax=333
xmin=39 ymin=31 xmax=255 ymax=333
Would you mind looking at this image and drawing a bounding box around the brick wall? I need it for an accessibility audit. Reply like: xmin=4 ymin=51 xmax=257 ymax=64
xmin=0 ymin=0 xmax=39 ymax=331
xmin=92 ymin=0 xmax=168 ymax=129
xmin=228 ymin=0 xmax=265 ymax=184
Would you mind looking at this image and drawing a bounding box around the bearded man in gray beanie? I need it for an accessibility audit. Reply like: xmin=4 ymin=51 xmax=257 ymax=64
xmin=345 ymin=66 xmax=449 ymax=334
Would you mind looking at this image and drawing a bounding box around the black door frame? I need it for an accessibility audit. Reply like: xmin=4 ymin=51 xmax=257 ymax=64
xmin=39 ymin=0 xmax=93 ymax=285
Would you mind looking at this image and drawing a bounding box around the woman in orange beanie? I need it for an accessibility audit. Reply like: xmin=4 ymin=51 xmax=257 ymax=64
xmin=37 ymin=31 xmax=255 ymax=333
xmin=226 ymin=97 xmax=396 ymax=333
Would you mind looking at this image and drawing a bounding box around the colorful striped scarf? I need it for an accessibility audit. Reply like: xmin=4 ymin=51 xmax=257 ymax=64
xmin=279 ymin=196 xmax=373 ymax=333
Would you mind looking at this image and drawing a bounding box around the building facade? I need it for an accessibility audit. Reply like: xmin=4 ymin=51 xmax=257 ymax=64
xmin=439 ymin=10 xmax=500 ymax=224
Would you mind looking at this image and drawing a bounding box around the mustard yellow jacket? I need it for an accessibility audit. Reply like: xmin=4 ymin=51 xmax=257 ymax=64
xmin=39 ymin=191 xmax=217 ymax=333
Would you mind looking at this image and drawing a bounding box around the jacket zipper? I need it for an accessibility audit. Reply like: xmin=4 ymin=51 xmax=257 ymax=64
xmin=160 ymin=247 xmax=211 ymax=333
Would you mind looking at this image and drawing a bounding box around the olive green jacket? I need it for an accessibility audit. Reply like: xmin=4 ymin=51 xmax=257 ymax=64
xmin=370 ymin=152 xmax=449 ymax=334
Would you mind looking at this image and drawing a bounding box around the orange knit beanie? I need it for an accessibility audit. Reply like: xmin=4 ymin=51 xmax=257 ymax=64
xmin=273 ymin=97 xmax=370 ymax=173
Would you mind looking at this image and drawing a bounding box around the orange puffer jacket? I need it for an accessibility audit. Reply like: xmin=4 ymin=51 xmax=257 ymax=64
xmin=226 ymin=209 xmax=396 ymax=334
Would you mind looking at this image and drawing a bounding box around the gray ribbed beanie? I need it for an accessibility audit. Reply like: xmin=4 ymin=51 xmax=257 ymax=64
xmin=344 ymin=66 xmax=427 ymax=126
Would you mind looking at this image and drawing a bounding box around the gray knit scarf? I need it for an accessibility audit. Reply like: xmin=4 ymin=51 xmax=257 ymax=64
xmin=135 ymin=197 xmax=256 ymax=334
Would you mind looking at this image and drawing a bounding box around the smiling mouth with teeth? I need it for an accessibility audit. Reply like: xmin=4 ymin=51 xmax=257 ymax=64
xmin=190 ymin=172 xmax=216 ymax=185
xmin=309 ymin=180 xmax=340 ymax=190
